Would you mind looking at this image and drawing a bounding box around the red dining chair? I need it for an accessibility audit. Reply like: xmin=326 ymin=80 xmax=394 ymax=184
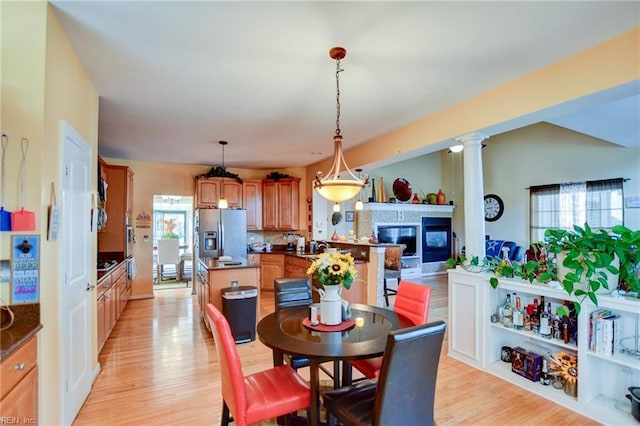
xmin=345 ymin=281 xmax=432 ymax=382
xmin=205 ymin=303 xmax=311 ymax=426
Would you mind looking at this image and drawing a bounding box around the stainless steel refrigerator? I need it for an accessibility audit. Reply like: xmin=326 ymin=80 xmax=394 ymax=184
xmin=195 ymin=209 xmax=247 ymax=259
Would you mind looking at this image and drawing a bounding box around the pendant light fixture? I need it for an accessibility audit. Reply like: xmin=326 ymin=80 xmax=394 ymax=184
xmin=218 ymin=140 xmax=228 ymax=209
xmin=354 ymin=168 xmax=364 ymax=210
xmin=313 ymin=47 xmax=368 ymax=202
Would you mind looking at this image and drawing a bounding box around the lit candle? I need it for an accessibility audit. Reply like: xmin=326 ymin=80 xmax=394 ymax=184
xmin=355 ymin=317 xmax=364 ymax=328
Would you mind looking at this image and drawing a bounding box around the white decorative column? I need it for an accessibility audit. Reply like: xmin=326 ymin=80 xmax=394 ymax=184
xmin=455 ymin=132 xmax=488 ymax=258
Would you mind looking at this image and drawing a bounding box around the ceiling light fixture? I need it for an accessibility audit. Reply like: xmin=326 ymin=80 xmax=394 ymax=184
xmin=314 ymin=47 xmax=368 ymax=203
xmin=333 ymin=203 xmax=341 ymax=213
xmin=354 ymin=168 xmax=364 ymax=211
xmin=449 ymin=144 xmax=464 ymax=153
xmin=218 ymin=140 xmax=228 ymax=209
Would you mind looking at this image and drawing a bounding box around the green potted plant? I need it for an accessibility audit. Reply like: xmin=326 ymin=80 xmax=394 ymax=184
xmin=446 ymin=224 xmax=639 ymax=314
xmin=544 ymin=223 xmax=640 ymax=312
xmin=613 ymin=225 xmax=640 ymax=294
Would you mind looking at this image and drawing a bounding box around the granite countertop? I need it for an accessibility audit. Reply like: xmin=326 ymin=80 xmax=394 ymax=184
xmin=199 ymin=257 xmax=260 ymax=270
xmin=257 ymin=248 xmax=368 ymax=263
xmin=0 ymin=303 xmax=42 ymax=361
xmin=97 ymin=259 xmax=127 ymax=282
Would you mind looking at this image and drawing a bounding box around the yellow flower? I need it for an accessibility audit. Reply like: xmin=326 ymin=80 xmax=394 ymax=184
xmin=307 ymin=250 xmax=357 ymax=289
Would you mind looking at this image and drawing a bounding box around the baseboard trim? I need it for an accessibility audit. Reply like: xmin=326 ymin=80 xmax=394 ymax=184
xmin=129 ymin=293 xmax=154 ymax=300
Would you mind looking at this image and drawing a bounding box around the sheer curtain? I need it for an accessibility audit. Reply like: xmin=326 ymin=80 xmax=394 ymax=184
xmin=529 ymin=178 xmax=624 ymax=243
xmin=586 ymin=178 xmax=624 ymax=231
xmin=559 ymin=181 xmax=586 ymax=229
xmin=530 ymin=185 xmax=560 ymax=243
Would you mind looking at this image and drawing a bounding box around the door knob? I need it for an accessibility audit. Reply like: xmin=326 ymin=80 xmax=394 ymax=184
xmin=86 ymin=283 xmax=96 ymax=291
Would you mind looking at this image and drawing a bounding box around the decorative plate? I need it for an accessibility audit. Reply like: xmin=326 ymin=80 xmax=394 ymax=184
xmin=392 ymin=178 xmax=412 ymax=202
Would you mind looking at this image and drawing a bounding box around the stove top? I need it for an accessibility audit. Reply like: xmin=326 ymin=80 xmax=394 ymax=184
xmin=97 ymin=260 xmax=118 ymax=271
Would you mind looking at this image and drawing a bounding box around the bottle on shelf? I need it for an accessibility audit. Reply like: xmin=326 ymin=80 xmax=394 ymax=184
xmin=502 ymin=293 xmax=513 ymax=328
xmin=552 ymin=310 xmax=561 ymax=340
xmin=513 ymin=296 xmax=524 ymax=330
xmin=539 ymin=302 xmax=552 ymax=339
xmin=538 ymin=295 xmax=545 ymax=316
xmin=540 ymin=359 xmax=551 ymax=385
xmin=562 ymin=320 xmax=570 ymax=344
xmin=523 ymin=305 xmax=531 ymax=331
xmin=531 ymin=298 xmax=540 ymax=333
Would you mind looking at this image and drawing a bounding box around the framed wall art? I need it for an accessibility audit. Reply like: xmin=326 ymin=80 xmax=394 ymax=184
xmin=345 ymin=211 xmax=355 ymax=222
xmin=11 ymin=235 xmax=40 ymax=304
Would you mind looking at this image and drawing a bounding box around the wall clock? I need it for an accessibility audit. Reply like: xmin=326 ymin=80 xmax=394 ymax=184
xmin=484 ymin=194 xmax=504 ymax=222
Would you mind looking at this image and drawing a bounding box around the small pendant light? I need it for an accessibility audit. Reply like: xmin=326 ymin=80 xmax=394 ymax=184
xmin=218 ymin=141 xmax=228 ymax=209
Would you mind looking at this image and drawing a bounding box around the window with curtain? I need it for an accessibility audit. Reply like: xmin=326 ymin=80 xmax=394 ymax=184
xmin=529 ymin=178 xmax=624 ymax=243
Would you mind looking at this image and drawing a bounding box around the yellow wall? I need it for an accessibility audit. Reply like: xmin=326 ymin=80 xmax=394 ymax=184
xmin=481 ymin=123 xmax=640 ymax=245
xmin=101 ymin=158 xmax=307 ymax=297
xmin=1 ymin=2 xmax=99 ymax=423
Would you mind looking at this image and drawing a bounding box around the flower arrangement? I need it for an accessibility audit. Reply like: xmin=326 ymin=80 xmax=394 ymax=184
xmin=306 ymin=250 xmax=358 ymax=290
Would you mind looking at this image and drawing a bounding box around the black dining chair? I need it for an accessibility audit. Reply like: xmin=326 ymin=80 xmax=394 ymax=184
xmin=322 ymin=321 xmax=446 ymax=426
xmin=273 ymin=277 xmax=337 ymax=382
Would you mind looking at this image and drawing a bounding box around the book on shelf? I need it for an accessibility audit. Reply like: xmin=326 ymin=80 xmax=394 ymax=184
xmin=590 ymin=309 xmax=623 ymax=356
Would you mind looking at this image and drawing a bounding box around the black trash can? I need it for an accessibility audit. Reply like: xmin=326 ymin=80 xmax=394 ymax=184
xmin=221 ymin=286 xmax=258 ymax=344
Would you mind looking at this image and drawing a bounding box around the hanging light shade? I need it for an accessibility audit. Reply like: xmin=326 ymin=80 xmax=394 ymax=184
xmin=354 ymin=168 xmax=364 ymax=210
xmin=218 ymin=141 xmax=228 ymax=209
xmin=314 ymin=47 xmax=368 ymax=203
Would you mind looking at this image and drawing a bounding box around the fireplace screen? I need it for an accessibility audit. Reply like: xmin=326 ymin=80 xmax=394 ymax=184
xmin=422 ymin=217 xmax=452 ymax=263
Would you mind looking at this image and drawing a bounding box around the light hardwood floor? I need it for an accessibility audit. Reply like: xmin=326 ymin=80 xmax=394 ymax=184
xmin=73 ymin=277 xmax=598 ymax=425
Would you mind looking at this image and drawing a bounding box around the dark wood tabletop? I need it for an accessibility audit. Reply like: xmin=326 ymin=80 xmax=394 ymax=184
xmin=257 ymin=303 xmax=413 ymax=426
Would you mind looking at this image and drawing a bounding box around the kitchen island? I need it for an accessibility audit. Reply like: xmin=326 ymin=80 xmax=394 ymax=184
xmin=196 ymin=257 xmax=260 ymax=324
xmin=252 ymin=242 xmax=394 ymax=307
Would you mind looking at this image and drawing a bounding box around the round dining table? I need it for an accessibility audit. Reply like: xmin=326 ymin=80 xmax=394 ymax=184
xmin=257 ymin=303 xmax=413 ymax=426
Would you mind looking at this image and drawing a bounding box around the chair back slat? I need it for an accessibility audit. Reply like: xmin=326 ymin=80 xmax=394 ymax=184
xmin=274 ymin=277 xmax=312 ymax=311
xmin=157 ymin=238 xmax=180 ymax=264
xmin=393 ymin=281 xmax=432 ymax=326
xmin=206 ymin=303 xmax=247 ymax=423
xmin=375 ymin=321 xmax=446 ymax=426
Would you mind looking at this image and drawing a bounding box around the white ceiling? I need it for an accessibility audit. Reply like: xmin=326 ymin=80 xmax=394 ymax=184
xmin=50 ymin=1 xmax=640 ymax=169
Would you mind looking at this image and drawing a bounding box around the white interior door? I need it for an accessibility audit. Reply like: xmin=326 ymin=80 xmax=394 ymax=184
xmin=61 ymin=121 xmax=93 ymax=423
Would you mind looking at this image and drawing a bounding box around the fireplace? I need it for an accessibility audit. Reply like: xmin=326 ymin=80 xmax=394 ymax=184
xmin=421 ymin=217 xmax=452 ymax=263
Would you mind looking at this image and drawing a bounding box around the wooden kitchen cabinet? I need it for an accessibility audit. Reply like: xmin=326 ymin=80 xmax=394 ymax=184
xmin=284 ymin=255 xmax=311 ymax=278
xmin=247 ymin=253 xmax=260 ymax=265
xmin=0 ymin=336 xmax=38 ymax=424
xmin=97 ymin=293 xmax=106 ymax=350
xmin=197 ymin=262 xmax=210 ymax=320
xmin=97 ymin=262 xmax=128 ymax=353
xmin=100 ymin=164 xmax=134 ymax=253
xmin=196 ymin=259 xmax=260 ymax=324
xmin=125 ymin=167 xmax=134 ymax=216
xmin=259 ymin=254 xmax=284 ymax=290
xmin=243 ymin=179 xmax=263 ymax=230
xmin=196 ymin=178 xmax=242 ymax=209
xmin=262 ymin=178 xmax=300 ymax=230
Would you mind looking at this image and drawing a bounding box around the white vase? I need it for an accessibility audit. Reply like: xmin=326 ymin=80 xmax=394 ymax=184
xmin=317 ymin=285 xmax=343 ymax=325
xmin=556 ymin=251 xmax=619 ymax=294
